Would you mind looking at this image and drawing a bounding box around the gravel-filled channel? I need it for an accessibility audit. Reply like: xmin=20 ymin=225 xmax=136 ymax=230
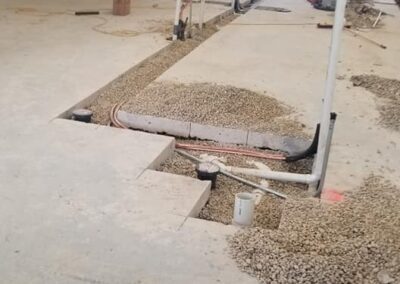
xmin=159 ymin=140 xmax=312 ymax=229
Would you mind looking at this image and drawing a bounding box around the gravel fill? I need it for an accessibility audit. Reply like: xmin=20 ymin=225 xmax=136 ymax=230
xmin=351 ymin=74 xmax=400 ymax=131
xmin=88 ymin=15 xmax=236 ymax=125
xmin=229 ymin=175 xmax=400 ymax=284
xmin=159 ymin=140 xmax=312 ymax=229
xmin=123 ymin=82 xmax=308 ymax=138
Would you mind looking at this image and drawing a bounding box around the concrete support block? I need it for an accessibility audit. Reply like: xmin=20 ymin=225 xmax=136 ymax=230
xmin=118 ymin=111 xmax=191 ymax=138
xmin=118 ymin=110 xmax=310 ymax=154
xmin=247 ymin=131 xmax=310 ymax=154
xmin=190 ymin=123 xmax=248 ymax=145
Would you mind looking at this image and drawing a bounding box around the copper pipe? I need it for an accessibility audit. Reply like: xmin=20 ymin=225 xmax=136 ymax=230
xmin=176 ymin=143 xmax=286 ymax=160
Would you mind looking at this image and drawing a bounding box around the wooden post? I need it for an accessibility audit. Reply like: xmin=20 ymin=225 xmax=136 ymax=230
xmin=113 ymin=0 xmax=131 ymax=16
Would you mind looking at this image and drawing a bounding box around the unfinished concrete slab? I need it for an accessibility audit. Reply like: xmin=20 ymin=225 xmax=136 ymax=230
xmin=0 ymin=0 xmax=235 ymax=123
xmin=0 ymin=0 xmax=257 ymax=282
xmin=155 ymin=0 xmax=400 ymax=191
xmin=133 ymin=169 xmax=211 ymax=217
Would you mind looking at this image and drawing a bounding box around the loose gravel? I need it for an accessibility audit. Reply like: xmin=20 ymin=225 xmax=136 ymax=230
xmin=88 ymin=15 xmax=235 ymax=125
xmin=123 ymin=82 xmax=307 ymax=138
xmin=351 ymin=74 xmax=400 ymax=131
xmin=159 ymin=140 xmax=312 ymax=229
xmin=229 ymin=175 xmax=400 ymax=284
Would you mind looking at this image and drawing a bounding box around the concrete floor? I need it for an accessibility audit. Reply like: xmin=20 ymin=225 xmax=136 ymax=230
xmin=157 ymin=0 xmax=400 ymax=192
xmin=2 ymin=0 xmax=399 ymax=282
xmin=0 ymin=1 xmax=257 ymax=283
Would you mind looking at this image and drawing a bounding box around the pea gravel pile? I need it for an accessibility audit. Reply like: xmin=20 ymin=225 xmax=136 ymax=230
xmin=123 ymin=82 xmax=307 ymax=138
xmin=229 ymin=175 xmax=400 ymax=284
xmin=351 ymin=75 xmax=400 ymax=131
xmin=159 ymin=140 xmax=312 ymax=229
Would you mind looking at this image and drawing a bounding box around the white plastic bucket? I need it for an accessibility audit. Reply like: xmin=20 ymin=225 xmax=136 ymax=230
xmin=233 ymin=192 xmax=256 ymax=227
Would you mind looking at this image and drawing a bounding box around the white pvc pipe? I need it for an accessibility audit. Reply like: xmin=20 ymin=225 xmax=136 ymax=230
xmin=199 ymin=0 xmax=206 ymax=31
xmin=226 ymin=167 xmax=319 ymax=184
xmin=233 ymin=192 xmax=256 ymax=227
xmin=313 ymin=0 xmax=347 ymax=177
xmin=173 ymin=0 xmax=183 ymax=41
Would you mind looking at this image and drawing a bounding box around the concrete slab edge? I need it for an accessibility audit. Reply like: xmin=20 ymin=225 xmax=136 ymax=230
xmin=117 ymin=110 xmax=310 ymax=154
xmin=188 ymin=182 xmax=211 ymax=217
xmin=147 ymin=139 xmax=176 ymax=170
xmin=56 ymin=8 xmax=235 ymax=121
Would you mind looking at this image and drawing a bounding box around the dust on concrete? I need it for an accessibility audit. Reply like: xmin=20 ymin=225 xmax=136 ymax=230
xmin=351 ymin=74 xmax=400 ymax=132
xmin=229 ymin=175 xmax=400 ymax=284
xmin=122 ymin=82 xmax=308 ymax=138
xmin=346 ymin=1 xmax=384 ymax=29
xmin=159 ymin=140 xmax=312 ymax=229
xmin=88 ymin=15 xmax=235 ymax=125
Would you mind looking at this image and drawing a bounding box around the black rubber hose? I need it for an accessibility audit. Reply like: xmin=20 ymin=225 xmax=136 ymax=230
xmin=285 ymin=124 xmax=320 ymax=162
xmin=285 ymin=112 xmax=337 ymax=162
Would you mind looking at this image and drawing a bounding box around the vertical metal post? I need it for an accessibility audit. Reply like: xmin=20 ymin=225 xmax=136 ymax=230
xmin=313 ymin=0 xmax=347 ymax=181
xmin=199 ymin=0 xmax=206 ymax=31
xmin=173 ymin=0 xmax=182 ymax=41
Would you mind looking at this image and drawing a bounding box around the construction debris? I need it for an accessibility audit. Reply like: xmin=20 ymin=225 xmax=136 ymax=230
xmin=346 ymin=28 xmax=387 ymax=49
xmin=122 ymin=82 xmax=308 ymax=138
xmin=351 ymin=75 xmax=400 ymax=131
xmin=229 ymin=175 xmax=400 ymax=284
xmin=346 ymin=1 xmax=385 ymax=29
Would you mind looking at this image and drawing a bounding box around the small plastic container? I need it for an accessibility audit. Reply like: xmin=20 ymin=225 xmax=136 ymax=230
xmin=196 ymin=162 xmax=219 ymax=189
xmin=72 ymin=109 xmax=93 ymax=123
xmin=233 ymin=192 xmax=256 ymax=227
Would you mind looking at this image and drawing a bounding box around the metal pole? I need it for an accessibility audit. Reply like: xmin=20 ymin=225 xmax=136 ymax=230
xmin=313 ymin=0 xmax=347 ymax=180
xmin=173 ymin=0 xmax=183 ymax=41
xmin=199 ymin=0 xmax=206 ymax=31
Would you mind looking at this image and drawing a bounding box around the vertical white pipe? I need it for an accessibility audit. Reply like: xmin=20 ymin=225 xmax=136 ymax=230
xmin=314 ymin=0 xmax=347 ymax=177
xmin=188 ymin=0 xmax=193 ymax=37
xmin=173 ymin=0 xmax=182 ymax=41
xmin=199 ymin=0 xmax=206 ymax=31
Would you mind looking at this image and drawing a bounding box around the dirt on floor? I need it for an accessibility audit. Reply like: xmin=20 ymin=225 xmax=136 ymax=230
xmin=88 ymin=15 xmax=236 ymax=125
xmin=122 ymin=82 xmax=308 ymax=138
xmin=346 ymin=1 xmax=384 ymax=29
xmin=229 ymin=175 xmax=400 ymax=284
xmin=159 ymin=140 xmax=312 ymax=229
xmin=351 ymin=74 xmax=400 ymax=132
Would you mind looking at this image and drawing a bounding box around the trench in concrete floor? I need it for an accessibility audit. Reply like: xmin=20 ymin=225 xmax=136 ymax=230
xmin=158 ymin=143 xmax=313 ymax=229
xmin=57 ymin=3 xmax=313 ymax=229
